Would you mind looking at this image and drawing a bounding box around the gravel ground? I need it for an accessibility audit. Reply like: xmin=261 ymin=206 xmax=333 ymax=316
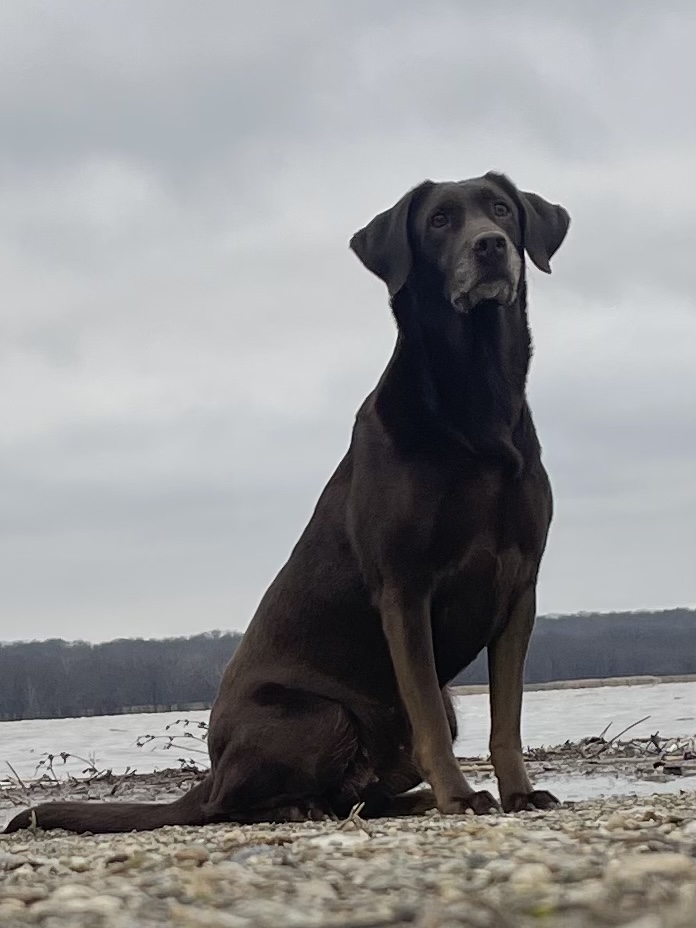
xmin=1 ymin=785 xmax=694 ymax=928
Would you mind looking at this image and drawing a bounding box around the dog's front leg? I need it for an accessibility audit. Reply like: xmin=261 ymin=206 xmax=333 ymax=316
xmin=488 ymin=587 xmax=559 ymax=812
xmin=380 ymin=586 xmax=499 ymax=815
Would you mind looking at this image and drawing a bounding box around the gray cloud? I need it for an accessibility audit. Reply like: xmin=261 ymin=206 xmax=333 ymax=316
xmin=0 ymin=0 xmax=694 ymax=641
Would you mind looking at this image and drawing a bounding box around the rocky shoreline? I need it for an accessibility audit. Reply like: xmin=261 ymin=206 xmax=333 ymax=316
xmin=1 ymin=751 xmax=695 ymax=928
xmin=0 ymin=789 xmax=693 ymax=927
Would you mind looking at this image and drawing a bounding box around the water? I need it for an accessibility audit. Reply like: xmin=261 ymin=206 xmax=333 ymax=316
xmin=1 ymin=682 xmax=694 ymax=801
xmin=451 ymin=680 xmax=695 ymax=758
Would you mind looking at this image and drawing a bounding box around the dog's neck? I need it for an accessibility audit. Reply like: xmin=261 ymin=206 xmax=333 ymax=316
xmin=376 ymin=274 xmax=532 ymax=464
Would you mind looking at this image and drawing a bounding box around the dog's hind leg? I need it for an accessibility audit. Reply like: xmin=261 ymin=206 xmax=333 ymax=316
xmin=202 ymin=689 xmax=371 ymax=824
xmin=361 ymin=687 xmax=457 ymax=819
xmin=3 ymin=691 xmax=365 ymax=834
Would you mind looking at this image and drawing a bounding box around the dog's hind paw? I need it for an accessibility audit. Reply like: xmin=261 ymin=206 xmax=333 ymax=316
xmin=503 ymin=790 xmax=559 ymax=813
xmin=441 ymin=790 xmax=500 ymax=816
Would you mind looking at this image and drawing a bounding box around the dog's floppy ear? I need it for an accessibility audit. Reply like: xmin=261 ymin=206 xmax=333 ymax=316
xmin=350 ymin=182 xmax=432 ymax=298
xmin=516 ymin=189 xmax=570 ymax=274
xmin=487 ymin=173 xmax=570 ymax=274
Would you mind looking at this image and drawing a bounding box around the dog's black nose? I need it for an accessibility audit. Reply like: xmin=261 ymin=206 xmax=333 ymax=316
xmin=473 ymin=232 xmax=507 ymax=260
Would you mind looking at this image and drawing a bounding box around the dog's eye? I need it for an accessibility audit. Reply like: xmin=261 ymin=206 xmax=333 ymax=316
xmin=493 ymin=202 xmax=511 ymax=217
xmin=430 ymin=212 xmax=449 ymax=228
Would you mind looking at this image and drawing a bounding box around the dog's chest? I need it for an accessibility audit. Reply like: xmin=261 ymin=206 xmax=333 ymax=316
xmin=427 ymin=469 xmax=549 ymax=678
xmin=431 ymin=468 xmax=543 ymax=566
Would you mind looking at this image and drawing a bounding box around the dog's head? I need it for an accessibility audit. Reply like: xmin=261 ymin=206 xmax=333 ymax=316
xmin=350 ymin=173 xmax=570 ymax=313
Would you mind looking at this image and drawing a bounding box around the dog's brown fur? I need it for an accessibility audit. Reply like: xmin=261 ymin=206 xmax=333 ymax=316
xmin=5 ymin=172 xmax=570 ymax=834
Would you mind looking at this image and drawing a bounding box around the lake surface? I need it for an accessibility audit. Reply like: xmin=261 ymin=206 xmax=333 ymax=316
xmin=1 ymin=681 xmax=694 ymax=801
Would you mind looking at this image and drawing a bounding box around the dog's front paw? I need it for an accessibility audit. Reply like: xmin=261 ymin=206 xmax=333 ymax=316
xmin=503 ymin=789 xmax=559 ymax=813
xmin=440 ymin=790 xmax=500 ymax=816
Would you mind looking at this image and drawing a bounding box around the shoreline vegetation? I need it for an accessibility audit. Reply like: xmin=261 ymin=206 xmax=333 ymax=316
xmin=3 ymin=729 xmax=694 ymax=796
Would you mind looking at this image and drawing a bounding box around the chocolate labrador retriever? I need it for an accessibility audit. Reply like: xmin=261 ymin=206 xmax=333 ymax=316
xmin=5 ymin=172 xmax=570 ymax=834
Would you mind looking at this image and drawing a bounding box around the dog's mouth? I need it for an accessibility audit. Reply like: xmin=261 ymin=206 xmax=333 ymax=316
xmin=451 ymin=278 xmax=517 ymax=314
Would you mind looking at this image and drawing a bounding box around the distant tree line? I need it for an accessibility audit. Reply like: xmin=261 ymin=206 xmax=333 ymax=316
xmin=0 ymin=609 xmax=693 ymax=721
xmin=0 ymin=630 xmax=242 ymax=721
xmin=452 ymin=608 xmax=695 ymax=686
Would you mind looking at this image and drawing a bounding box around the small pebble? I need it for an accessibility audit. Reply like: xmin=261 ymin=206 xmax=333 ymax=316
xmin=50 ymin=884 xmax=97 ymax=900
xmin=174 ymin=844 xmax=210 ymax=864
xmin=66 ymin=855 xmax=92 ymax=871
xmin=605 ymin=852 xmax=696 ymax=889
xmin=509 ymin=862 xmax=554 ymax=886
xmin=0 ymin=851 xmax=26 ymax=871
xmin=0 ymin=885 xmax=50 ymax=904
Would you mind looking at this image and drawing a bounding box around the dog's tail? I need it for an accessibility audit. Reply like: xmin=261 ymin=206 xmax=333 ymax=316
xmin=3 ymin=775 xmax=212 ymax=834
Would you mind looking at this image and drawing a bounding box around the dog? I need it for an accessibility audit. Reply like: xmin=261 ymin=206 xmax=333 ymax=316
xmin=5 ymin=172 xmax=570 ymax=834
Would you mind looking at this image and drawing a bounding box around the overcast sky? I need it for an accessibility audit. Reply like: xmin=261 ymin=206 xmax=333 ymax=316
xmin=0 ymin=1 xmax=694 ymax=643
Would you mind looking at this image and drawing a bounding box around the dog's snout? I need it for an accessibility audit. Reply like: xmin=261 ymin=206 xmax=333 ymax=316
xmin=473 ymin=232 xmax=507 ymax=259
